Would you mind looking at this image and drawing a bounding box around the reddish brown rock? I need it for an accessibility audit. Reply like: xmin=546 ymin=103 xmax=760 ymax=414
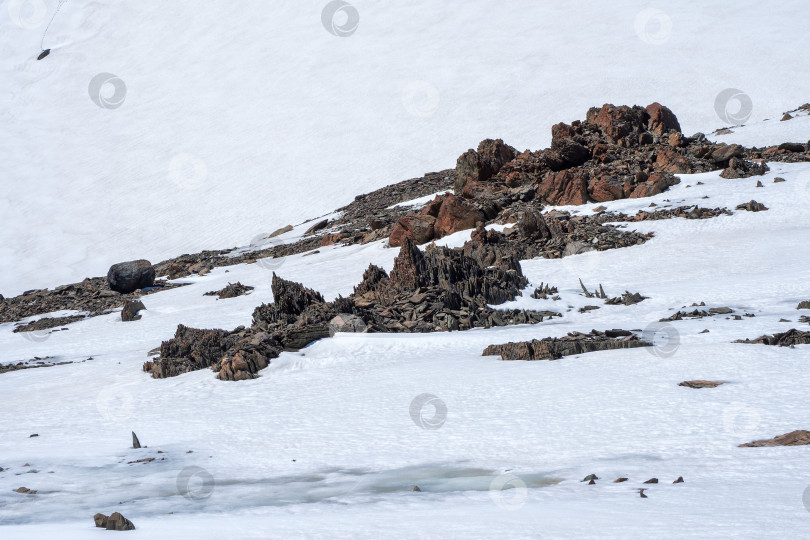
xmin=586 ymin=104 xmax=649 ymax=144
xmin=454 ymin=139 xmax=517 ymax=196
xmin=589 ymin=173 xmax=630 ymax=202
xmin=739 ymin=430 xmax=810 ymax=447
xmin=433 ymin=194 xmax=485 ymax=238
xmin=655 ymin=150 xmax=693 ymax=173
xmin=537 ymin=169 xmax=590 ymax=205
xmin=389 ymin=214 xmax=436 ymax=247
xmin=646 ymin=102 xmax=681 ymax=137
xmin=630 ymin=172 xmax=679 ymax=198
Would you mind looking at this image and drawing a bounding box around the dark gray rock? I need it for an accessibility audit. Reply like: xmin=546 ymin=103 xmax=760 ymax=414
xmin=121 ymin=300 xmax=146 ymax=322
xmin=107 ymin=260 xmax=155 ymax=294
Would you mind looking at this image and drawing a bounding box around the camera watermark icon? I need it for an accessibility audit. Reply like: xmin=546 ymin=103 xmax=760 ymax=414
xmin=402 ymin=81 xmax=440 ymax=118
xmin=634 ymin=8 xmax=672 ymax=46
xmin=169 ymin=153 xmax=208 ymax=190
xmin=249 ymin=233 xmax=286 ymax=272
xmin=722 ymin=402 xmax=761 ymax=440
xmin=7 ymin=0 xmax=47 ymax=29
xmin=642 ymin=322 xmax=680 ymax=358
xmin=177 ymin=466 xmax=215 ymax=501
xmin=19 ymin=329 xmax=51 ymax=343
xmin=489 ymin=473 xmax=528 ymax=510
xmin=409 ymin=393 xmax=447 ymax=430
xmin=715 ymin=89 xmax=753 ymax=126
xmin=321 ymin=1 xmax=359 ymax=37
xmin=95 ymin=386 xmax=135 ymax=423
xmin=88 ymin=73 xmax=127 ymax=110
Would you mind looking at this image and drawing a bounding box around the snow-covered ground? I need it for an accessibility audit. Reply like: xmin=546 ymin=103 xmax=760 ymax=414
xmin=2 ymin=0 xmax=810 ymax=296
xmin=2 ymin=158 xmax=810 ymax=538
xmin=3 ymin=2 xmax=810 ymax=538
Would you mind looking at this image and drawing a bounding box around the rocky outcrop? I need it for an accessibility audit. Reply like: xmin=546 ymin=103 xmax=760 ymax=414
xmin=646 ymin=102 xmax=681 ymax=137
xmin=107 ymin=260 xmax=155 ymax=294
xmin=146 ymin=238 xmax=560 ymax=380
xmin=735 ymin=328 xmax=810 ymax=346
xmin=454 ymin=139 xmax=517 ymax=197
xmin=482 ymin=330 xmax=650 ymax=360
xmin=739 ymin=430 xmax=810 ymax=447
xmin=389 ymin=214 xmax=436 ymax=247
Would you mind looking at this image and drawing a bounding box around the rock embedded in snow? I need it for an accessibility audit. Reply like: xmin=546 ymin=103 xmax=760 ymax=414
xmin=735 ymin=328 xmax=810 ymax=346
xmin=328 ymin=314 xmax=367 ymax=336
xmin=98 ymin=512 xmax=136 ymax=531
xmin=121 ymin=300 xmax=146 ymax=322
xmin=106 ymin=260 xmax=155 ymax=294
xmin=678 ymin=380 xmax=725 ymax=389
xmin=482 ymin=330 xmax=650 ymax=361
xmin=204 ymin=282 xmax=254 ymax=299
xmin=739 ymin=430 xmax=810 ymax=447
xmin=735 ymin=200 xmax=768 ymax=212
xmin=797 ymin=301 xmax=810 ymax=310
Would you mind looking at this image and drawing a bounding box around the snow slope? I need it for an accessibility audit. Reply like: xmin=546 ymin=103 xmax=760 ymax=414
xmin=2 ymin=146 xmax=810 ymax=537
xmin=2 ymin=0 xmax=810 ymax=295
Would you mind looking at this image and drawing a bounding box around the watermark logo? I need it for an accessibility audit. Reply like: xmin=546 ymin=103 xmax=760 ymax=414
xmin=409 ymin=393 xmax=447 ymax=430
xmin=802 ymin=485 xmax=810 ymax=513
xmin=88 ymin=73 xmax=127 ymax=110
xmin=715 ymin=89 xmax=753 ymax=125
xmin=402 ymin=81 xmax=440 ymax=118
xmin=249 ymin=233 xmax=286 ymax=272
xmin=634 ymin=8 xmax=672 ymax=46
xmin=489 ymin=473 xmax=528 ymax=510
xmin=7 ymin=0 xmax=47 ymax=29
xmin=722 ymin=402 xmax=761 ymax=440
xmin=642 ymin=322 xmax=680 ymax=358
xmin=177 ymin=466 xmax=215 ymax=501
xmin=169 ymin=153 xmax=208 ymax=190
xmin=19 ymin=329 xmax=50 ymax=343
xmin=95 ymin=386 xmax=135 ymax=423
xmin=321 ymin=1 xmax=359 ymax=37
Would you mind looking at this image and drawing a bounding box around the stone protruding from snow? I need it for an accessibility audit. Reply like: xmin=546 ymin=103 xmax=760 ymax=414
xmin=107 ymin=260 xmax=155 ymax=294
xmin=121 ymin=300 xmax=146 ymax=322
xmin=329 ymin=314 xmax=367 ymax=337
xmin=482 ymin=330 xmax=650 ymax=361
xmin=739 ymin=430 xmax=810 ymax=447
xmin=94 ymin=512 xmax=135 ymax=531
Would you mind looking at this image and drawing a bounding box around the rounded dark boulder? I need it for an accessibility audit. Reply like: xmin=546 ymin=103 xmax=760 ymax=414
xmin=107 ymin=260 xmax=155 ymax=293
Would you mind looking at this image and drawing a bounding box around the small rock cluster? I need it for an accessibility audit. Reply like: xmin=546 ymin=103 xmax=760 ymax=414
xmin=94 ymin=512 xmax=135 ymax=531
xmin=482 ymin=329 xmax=650 ymax=361
xmin=735 ymin=328 xmax=810 ymax=347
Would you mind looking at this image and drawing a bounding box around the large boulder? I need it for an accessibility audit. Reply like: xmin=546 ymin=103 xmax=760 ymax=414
xmin=645 ymin=103 xmax=681 ymax=136
xmin=586 ymin=104 xmax=649 ymax=144
xmin=388 ymin=214 xmax=436 ymax=247
xmin=107 ymin=260 xmax=155 ymax=294
xmin=433 ymin=194 xmax=485 ymax=238
xmin=454 ymin=139 xmax=517 ymax=196
xmin=537 ymin=169 xmax=590 ymax=205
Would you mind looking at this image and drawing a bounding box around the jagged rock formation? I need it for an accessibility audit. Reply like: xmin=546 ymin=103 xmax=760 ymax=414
xmin=735 ymin=328 xmax=810 ymax=347
xmin=482 ymin=330 xmax=650 ymax=360
xmin=145 ymin=239 xmax=560 ymax=380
